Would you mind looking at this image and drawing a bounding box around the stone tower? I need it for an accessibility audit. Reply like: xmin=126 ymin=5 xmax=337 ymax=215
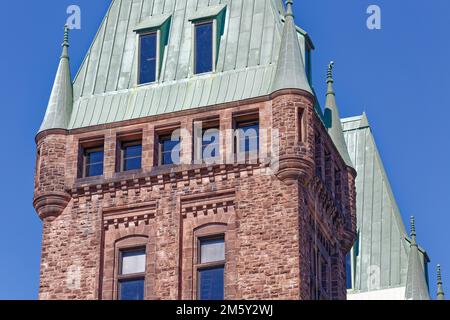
xmin=34 ymin=0 xmax=356 ymax=300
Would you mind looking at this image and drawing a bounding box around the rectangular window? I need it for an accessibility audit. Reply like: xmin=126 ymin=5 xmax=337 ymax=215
xmin=118 ymin=248 xmax=146 ymax=300
xmin=198 ymin=267 xmax=225 ymax=300
xmin=335 ymin=168 xmax=342 ymax=208
xmin=315 ymin=133 xmax=323 ymax=180
xmin=83 ymin=147 xmax=104 ymax=178
xmin=346 ymin=253 xmax=352 ymax=289
xmin=197 ymin=237 xmax=225 ymax=300
xmin=158 ymin=132 xmax=180 ymax=166
xmin=235 ymin=118 xmax=259 ymax=154
xmin=120 ymin=140 xmax=142 ymax=172
xmin=324 ymin=150 xmax=333 ymax=193
xmin=139 ymin=32 xmax=158 ymax=85
xmin=320 ymin=257 xmax=329 ymax=294
xmin=194 ymin=21 xmax=214 ymax=74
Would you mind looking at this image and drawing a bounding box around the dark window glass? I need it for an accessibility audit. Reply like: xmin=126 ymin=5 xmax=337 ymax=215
xmin=139 ymin=33 xmax=157 ymax=84
xmin=202 ymin=128 xmax=220 ymax=160
xmin=159 ymin=134 xmax=180 ymax=165
xmin=236 ymin=120 xmax=259 ymax=153
xmin=123 ymin=143 xmax=142 ymax=171
xmin=198 ymin=267 xmax=224 ymax=300
xmin=119 ymin=279 xmax=145 ymax=300
xmin=321 ymin=258 xmax=328 ymax=292
xmin=195 ymin=22 xmax=214 ymax=74
xmin=85 ymin=149 xmax=104 ymax=177
xmin=346 ymin=253 xmax=352 ymax=289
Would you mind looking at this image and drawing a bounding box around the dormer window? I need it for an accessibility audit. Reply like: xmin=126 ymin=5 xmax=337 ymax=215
xmin=134 ymin=14 xmax=172 ymax=86
xmin=139 ymin=32 xmax=158 ymax=85
xmin=189 ymin=4 xmax=227 ymax=76
xmin=194 ymin=21 xmax=214 ymax=74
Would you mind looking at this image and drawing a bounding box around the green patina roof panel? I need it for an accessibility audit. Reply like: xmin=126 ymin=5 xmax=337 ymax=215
xmin=342 ymin=114 xmax=429 ymax=294
xmin=68 ymin=0 xmax=311 ymax=130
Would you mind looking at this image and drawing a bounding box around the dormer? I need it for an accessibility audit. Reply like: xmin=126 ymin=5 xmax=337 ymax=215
xmin=133 ymin=14 xmax=172 ymax=86
xmin=188 ymin=4 xmax=227 ymax=75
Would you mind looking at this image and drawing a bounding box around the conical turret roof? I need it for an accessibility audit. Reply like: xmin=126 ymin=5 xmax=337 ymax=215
xmin=39 ymin=26 xmax=73 ymax=133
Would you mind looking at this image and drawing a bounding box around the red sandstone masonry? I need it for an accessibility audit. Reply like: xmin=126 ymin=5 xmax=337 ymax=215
xmin=34 ymin=91 xmax=356 ymax=300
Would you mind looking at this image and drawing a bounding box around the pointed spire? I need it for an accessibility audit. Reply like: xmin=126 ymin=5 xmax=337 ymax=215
xmin=437 ymin=264 xmax=445 ymax=300
xmin=405 ymin=216 xmax=431 ymax=300
xmin=272 ymin=0 xmax=312 ymax=94
xmin=323 ymin=62 xmax=353 ymax=167
xmin=38 ymin=26 xmax=73 ymax=133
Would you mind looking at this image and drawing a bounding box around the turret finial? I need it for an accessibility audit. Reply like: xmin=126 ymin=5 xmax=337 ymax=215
xmin=410 ymin=216 xmax=416 ymax=236
xmin=437 ymin=264 xmax=445 ymax=300
xmin=63 ymin=25 xmax=70 ymax=47
xmin=410 ymin=216 xmax=417 ymax=245
xmin=438 ymin=265 xmax=443 ymax=283
xmin=327 ymin=61 xmax=335 ymax=83
xmin=61 ymin=25 xmax=70 ymax=59
xmin=285 ymin=0 xmax=294 ymax=18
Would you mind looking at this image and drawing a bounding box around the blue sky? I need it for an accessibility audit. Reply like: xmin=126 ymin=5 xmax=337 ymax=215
xmin=0 ymin=0 xmax=448 ymax=299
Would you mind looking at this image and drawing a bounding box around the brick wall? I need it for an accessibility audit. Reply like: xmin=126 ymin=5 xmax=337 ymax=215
xmin=33 ymin=91 xmax=356 ymax=300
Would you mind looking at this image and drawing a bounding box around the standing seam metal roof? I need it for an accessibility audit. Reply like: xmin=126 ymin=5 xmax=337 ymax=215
xmin=68 ymin=0 xmax=310 ymax=130
xmin=342 ymin=114 xmax=429 ymax=294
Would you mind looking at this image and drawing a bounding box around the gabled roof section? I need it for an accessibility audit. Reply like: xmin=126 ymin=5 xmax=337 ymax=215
xmin=271 ymin=1 xmax=312 ymax=94
xmin=69 ymin=0 xmax=311 ymax=130
xmin=342 ymin=114 xmax=429 ymax=294
xmin=404 ymin=217 xmax=430 ymax=300
xmin=324 ymin=62 xmax=352 ymax=167
xmin=39 ymin=26 xmax=73 ymax=133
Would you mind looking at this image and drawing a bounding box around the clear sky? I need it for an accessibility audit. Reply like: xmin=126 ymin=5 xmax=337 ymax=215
xmin=0 ymin=0 xmax=448 ymax=300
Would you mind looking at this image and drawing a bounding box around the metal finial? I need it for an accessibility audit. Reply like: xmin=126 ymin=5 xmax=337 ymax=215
xmin=285 ymin=0 xmax=294 ymax=18
xmin=410 ymin=216 xmax=416 ymax=237
xmin=438 ymin=265 xmax=443 ymax=284
xmin=63 ymin=25 xmax=70 ymax=47
xmin=327 ymin=61 xmax=335 ymax=83
xmin=437 ymin=264 xmax=445 ymax=300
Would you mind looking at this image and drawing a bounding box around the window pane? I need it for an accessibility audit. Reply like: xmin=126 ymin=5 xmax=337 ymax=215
xmin=199 ymin=267 xmax=224 ymax=300
xmin=124 ymin=157 xmax=142 ymax=171
xmin=200 ymin=238 xmax=225 ymax=264
xmin=202 ymin=129 xmax=220 ymax=159
xmin=160 ymin=136 xmax=180 ymax=165
xmin=140 ymin=33 xmax=157 ymax=84
xmin=119 ymin=279 xmax=145 ymax=300
xmin=87 ymin=150 xmax=104 ymax=164
xmin=124 ymin=144 xmax=142 ymax=158
xmin=195 ymin=22 xmax=213 ymax=74
xmin=121 ymin=250 xmax=146 ymax=275
xmin=346 ymin=253 xmax=352 ymax=289
xmin=86 ymin=163 xmax=103 ymax=177
xmin=237 ymin=123 xmax=259 ymax=153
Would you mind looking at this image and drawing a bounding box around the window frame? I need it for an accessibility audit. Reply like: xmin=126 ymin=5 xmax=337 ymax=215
xmin=193 ymin=119 xmax=221 ymax=164
xmin=117 ymin=247 xmax=147 ymax=301
xmin=137 ymin=30 xmax=160 ymax=86
xmin=195 ymin=235 xmax=226 ymax=300
xmin=157 ymin=130 xmax=181 ymax=166
xmin=233 ymin=113 xmax=260 ymax=163
xmin=118 ymin=139 xmax=143 ymax=172
xmin=192 ymin=19 xmax=217 ymax=75
xmin=82 ymin=146 xmax=105 ymax=178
